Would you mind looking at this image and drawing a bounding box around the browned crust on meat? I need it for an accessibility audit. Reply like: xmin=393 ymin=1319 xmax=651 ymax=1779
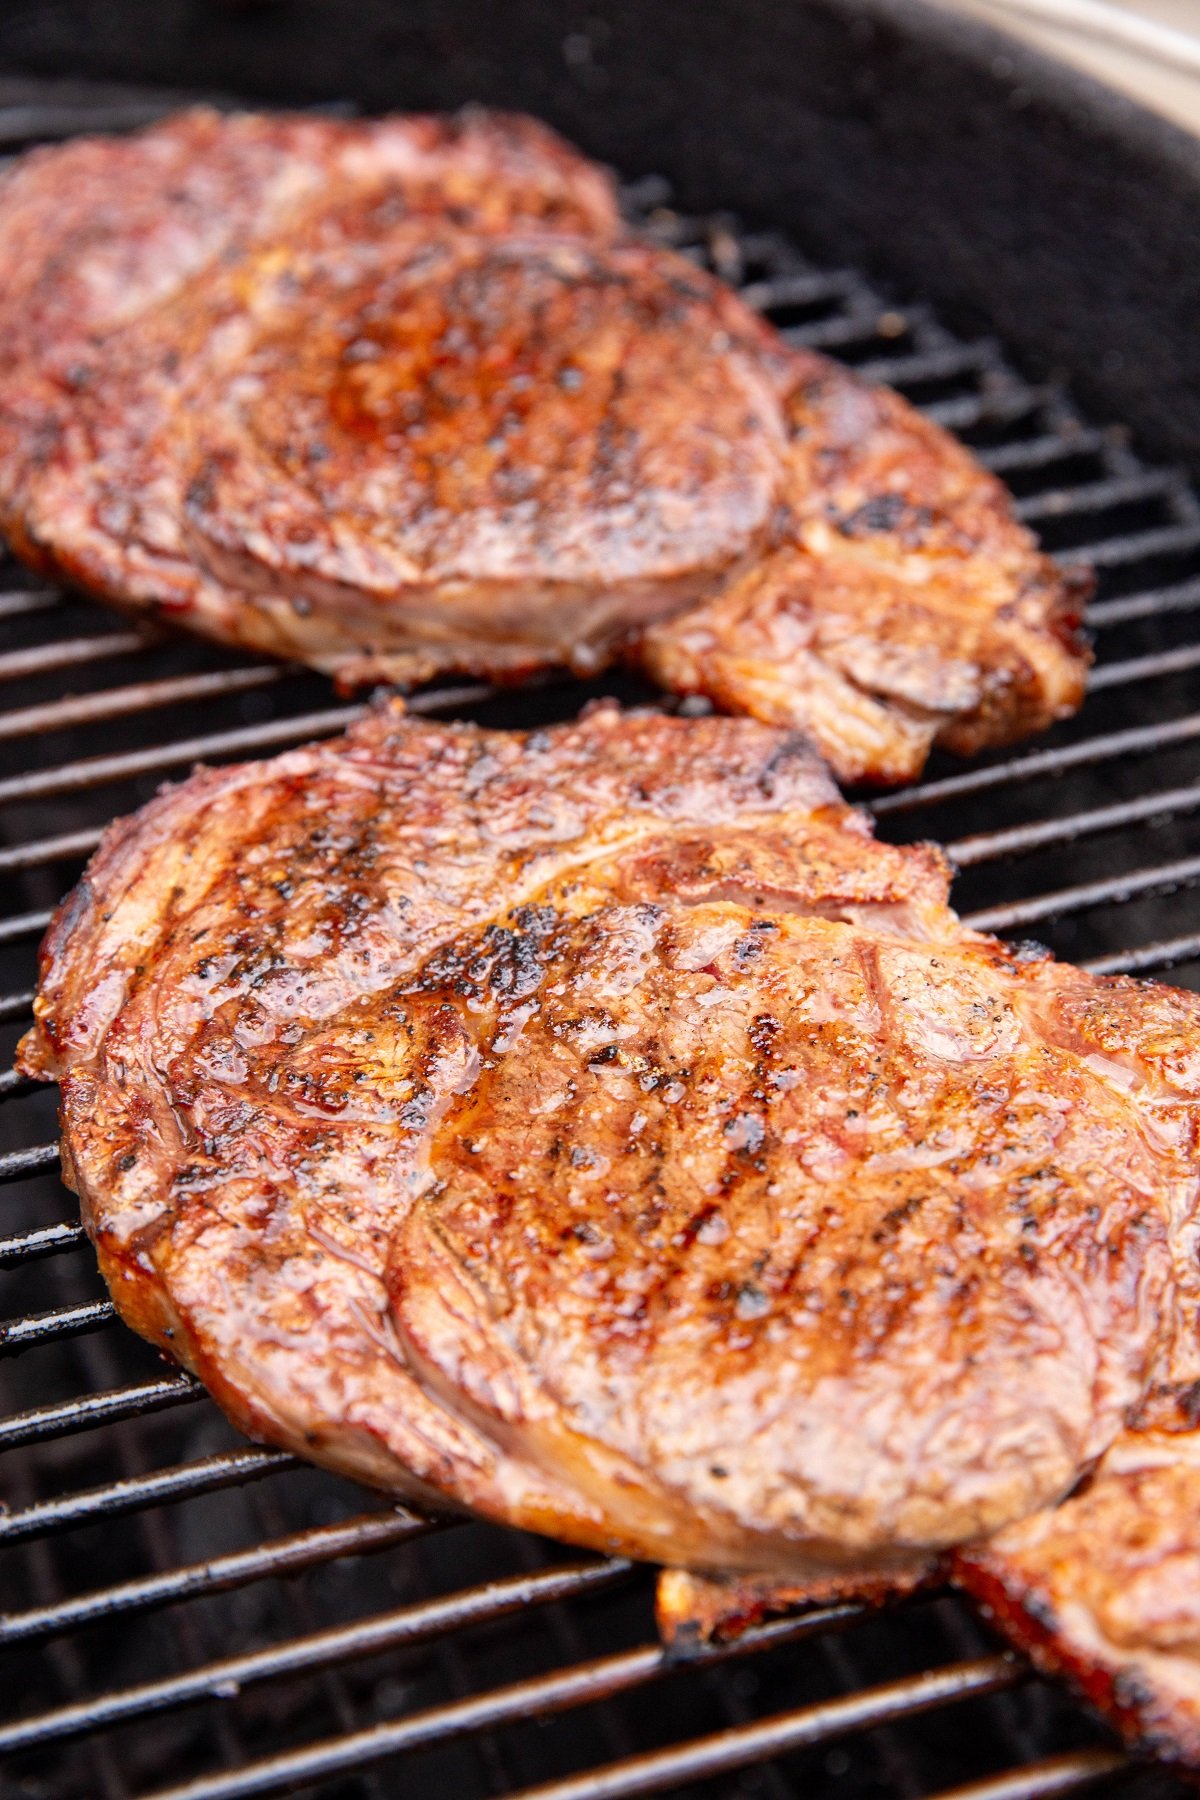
xmin=953 ymin=1432 xmax=1200 ymax=1766
xmin=635 ymin=358 xmax=1091 ymax=786
xmin=0 ymin=108 xmax=1088 ymax=786
xmin=654 ymin=1563 xmax=936 ymax=1653
xmin=19 ymin=702 xmax=1200 ymax=1587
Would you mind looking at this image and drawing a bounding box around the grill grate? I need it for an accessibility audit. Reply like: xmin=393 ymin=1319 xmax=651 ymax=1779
xmin=1 ymin=93 xmax=1198 ymax=1800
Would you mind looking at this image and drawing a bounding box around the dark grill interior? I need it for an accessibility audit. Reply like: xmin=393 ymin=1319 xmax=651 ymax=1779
xmin=3 ymin=86 xmax=1200 ymax=1800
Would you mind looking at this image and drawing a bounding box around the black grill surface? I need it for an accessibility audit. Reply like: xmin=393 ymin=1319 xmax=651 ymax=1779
xmin=1 ymin=91 xmax=1199 ymax=1800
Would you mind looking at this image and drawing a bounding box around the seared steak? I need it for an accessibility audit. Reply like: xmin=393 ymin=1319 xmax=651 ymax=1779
xmin=0 ymin=107 xmax=1087 ymax=785
xmin=19 ymin=705 xmax=1200 ymax=1759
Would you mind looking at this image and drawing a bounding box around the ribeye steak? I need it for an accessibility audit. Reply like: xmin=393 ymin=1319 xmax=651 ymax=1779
xmin=20 ymin=704 xmax=1200 ymax=1758
xmin=0 ymin=107 xmax=1087 ymax=785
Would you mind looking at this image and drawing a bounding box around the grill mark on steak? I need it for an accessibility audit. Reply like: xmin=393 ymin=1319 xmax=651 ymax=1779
xmin=0 ymin=107 xmax=1087 ymax=787
xmin=18 ymin=702 xmax=1200 ymax=1760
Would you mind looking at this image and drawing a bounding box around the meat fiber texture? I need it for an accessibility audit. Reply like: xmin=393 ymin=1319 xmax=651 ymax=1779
xmin=0 ymin=106 xmax=1088 ymax=786
xmin=20 ymin=704 xmax=1200 ymax=1762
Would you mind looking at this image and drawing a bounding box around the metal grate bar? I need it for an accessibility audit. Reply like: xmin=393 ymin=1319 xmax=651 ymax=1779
xmin=948 ymin=778 xmax=1200 ymax=868
xmin=975 ymin=429 xmax=1108 ymax=474
xmin=0 ymin=677 xmax=519 ymax=808
xmin=0 ymin=906 xmax=52 ymax=945
xmin=1012 ymin=469 xmax=1178 ymax=523
xmin=919 ymin=389 xmax=1045 ymax=433
xmin=1067 ymin=521 xmax=1200 ymax=567
xmin=739 ymin=269 xmax=859 ymax=311
xmin=856 ymin=342 xmax=994 ymax=387
xmin=0 ymin=1219 xmax=87 ymax=1263
xmin=782 ymin=312 xmax=916 ymax=354
xmin=0 ymin=630 xmax=151 ymax=684
xmin=0 ymin=1446 xmax=295 ymax=1545
xmin=0 ymin=1506 xmax=442 ymax=1647
xmin=871 ymin=712 xmax=1200 ymax=817
xmin=0 ymin=1139 xmax=59 ymax=1178
xmin=1084 ymin=931 xmax=1200 ymax=976
xmin=0 ymin=100 xmax=193 ymax=144
xmin=0 ymin=586 xmax=60 ymax=620
xmin=964 ymin=850 xmax=1200 ymax=933
xmin=1088 ymin=641 xmax=1200 ymax=690
xmin=0 ymin=1297 xmax=117 ymax=1352
xmin=0 ymin=825 xmax=105 ymax=873
xmin=134 ymin=1607 xmax=875 ymax=1800
xmin=0 ymin=1559 xmax=633 ymax=1754
xmin=0 ymin=1372 xmax=203 ymax=1452
xmin=502 ymin=1658 xmax=1024 ymax=1800
xmin=1088 ymin=574 xmax=1200 ymax=627
xmin=0 ymin=663 xmax=287 ymax=744
xmin=0 ymin=705 xmax=365 ymax=806
xmin=926 ymin=1750 xmax=1128 ymax=1800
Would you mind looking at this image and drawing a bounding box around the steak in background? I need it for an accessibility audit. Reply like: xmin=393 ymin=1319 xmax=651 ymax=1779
xmin=0 ymin=107 xmax=1087 ymax=786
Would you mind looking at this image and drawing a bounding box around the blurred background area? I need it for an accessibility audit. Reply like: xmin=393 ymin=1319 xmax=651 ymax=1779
xmin=933 ymin=0 xmax=1200 ymax=129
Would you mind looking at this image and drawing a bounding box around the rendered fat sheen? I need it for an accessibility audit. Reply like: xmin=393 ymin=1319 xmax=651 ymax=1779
xmin=18 ymin=703 xmax=1200 ymax=1762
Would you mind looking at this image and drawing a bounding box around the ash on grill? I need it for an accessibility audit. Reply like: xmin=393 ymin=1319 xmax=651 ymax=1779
xmin=1 ymin=91 xmax=1198 ymax=1800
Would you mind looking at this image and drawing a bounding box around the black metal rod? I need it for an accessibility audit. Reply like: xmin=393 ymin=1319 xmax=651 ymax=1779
xmin=0 ymin=1372 xmax=203 ymax=1453
xmin=0 ymin=1505 xmax=443 ymax=1646
xmin=0 ymin=906 xmax=52 ymax=946
xmin=0 ymin=1218 xmax=86 ymax=1264
xmin=0 ymin=99 xmax=196 ymax=144
xmin=0 ymin=1139 xmax=59 ymax=1178
xmin=948 ymin=777 xmax=1200 ymax=868
xmin=857 ymin=342 xmax=992 ymax=388
xmin=0 ymin=825 xmax=103 ymax=873
xmin=1088 ymin=573 xmax=1200 ymax=627
xmin=0 ymin=630 xmax=149 ymax=684
xmin=922 ymin=388 xmax=1043 ymax=432
xmin=1084 ymin=931 xmax=1200 ymax=977
xmin=977 ymin=429 xmax=1106 ymax=474
xmin=0 ymin=1296 xmax=116 ymax=1353
xmin=783 ymin=310 xmax=906 ymax=354
xmin=1013 ymin=468 xmax=1176 ymax=524
xmin=964 ymin=849 xmax=1200 ymax=933
xmin=0 ymin=663 xmax=286 ymax=744
xmin=0 ymin=679 xmax=526 ymax=808
xmin=502 ymin=1657 xmax=1024 ymax=1800
xmin=0 ymin=1446 xmax=295 ymax=1545
xmin=872 ymin=712 xmax=1200 ymax=817
xmin=738 ymin=269 xmax=857 ymax=311
xmin=0 ymin=1559 xmax=633 ymax=1754
xmin=924 ymin=1749 xmax=1129 ymax=1800
xmin=0 ymin=586 xmax=59 ymax=620
xmin=0 ymin=706 xmax=364 ymax=806
xmin=1068 ymin=520 xmax=1200 ymax=568
xmin=131 ymin=1634 xmax=1007 ymax=1800
xmin=134 ymin=1606 xmax=872 ymax=1800
xmin=1089 ymin=641 xmax=1200 ymax=691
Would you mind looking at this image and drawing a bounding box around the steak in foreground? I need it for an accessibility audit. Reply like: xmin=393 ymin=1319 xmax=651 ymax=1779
xmin=19 ymin=703 xmax=1200 ymax=1762
xmin=0 ymin=106 xmax=1087 ymax=786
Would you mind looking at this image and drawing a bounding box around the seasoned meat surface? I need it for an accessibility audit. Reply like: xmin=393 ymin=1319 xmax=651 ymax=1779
xmin=954 ymin=1430 xmax=1200 ymax=1761
xmin=0 ymin=108 xmax=1087 ymax=785
xmin=22 ymin=705 xmax=1200 ymax=1729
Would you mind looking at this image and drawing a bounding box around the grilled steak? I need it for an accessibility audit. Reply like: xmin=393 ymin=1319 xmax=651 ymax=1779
xmin=0 ymin=107 xmax=1087 ymax=786
xmin=19 ymin=704 xmax=1200 ymax=1761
